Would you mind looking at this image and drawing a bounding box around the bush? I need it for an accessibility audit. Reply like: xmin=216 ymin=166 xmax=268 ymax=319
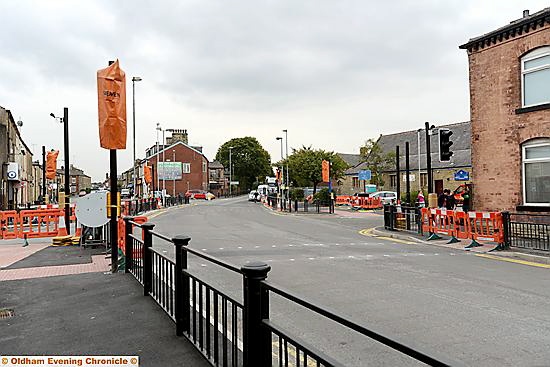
xmin=290 ymin=188 xmax=304 ymax=201
xmin=313 ymin=188 xmax=331 ymax=204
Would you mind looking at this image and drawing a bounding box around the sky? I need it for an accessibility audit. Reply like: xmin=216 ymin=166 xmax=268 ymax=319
xmin=1 ymin=1 xmax=548 ymax=181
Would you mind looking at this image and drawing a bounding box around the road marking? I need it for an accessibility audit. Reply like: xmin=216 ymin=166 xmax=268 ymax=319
xmin=289 ymin=258 xmax=295 ymax=261
xmin=237 ymin=246 xmax=242 ymax=249
xmin=383 ymin=254 xmax=390 ymax=257
xmin=358 ymin=228 xmax=415 ymax=244
xmin=308 ymin=257 xmax=315 ymax=260
xmin=475 ymin=253 xmax=550 ymax=269
xmin=272 ymin=245 xmax=277 ymax=248
xmin=255 ymin=245 xmax=260 ymax=248
xmin=219 ymin=247 xmax=224 ymax=250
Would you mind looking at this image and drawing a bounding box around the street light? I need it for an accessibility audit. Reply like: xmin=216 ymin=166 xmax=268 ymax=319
xmin=424 ymin=122 xmax=436 ymax=194
xmin=132 ymin=76 xmax=142 ymax=198
xmin=282 ymin=129 xmax=289 ymax=204
xmin=172 ymin=149 xmax=176 ymax=198
xmin=50 ymin=109 xmax=70 ymax=235
xmin=156 ymin=123 xmax=165 ymax=206
xmin=276 ymin=137 xmax=283 ymax=200
xmin=228 ymin=146 xmax=234 ymax=195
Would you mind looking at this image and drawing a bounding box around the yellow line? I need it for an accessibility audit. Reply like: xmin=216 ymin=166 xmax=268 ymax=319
xmin=271 ymin=341 xmax=318 ymax=367
xmin=358 ymin=228 xmax=415 ymax=244
xmin=475 ymin=253 xmax=550 ymax=269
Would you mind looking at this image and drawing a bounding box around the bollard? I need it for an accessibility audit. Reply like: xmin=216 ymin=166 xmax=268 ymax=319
xmin=173 ymin=235 xmax=191 ymax=336
xmin=241 ymin=262 xmax=271 ymax=367
xmin=124 ymin=217 xmax=135 ymax=273
xmin=141 ymin=222 xmax=155 ymax=296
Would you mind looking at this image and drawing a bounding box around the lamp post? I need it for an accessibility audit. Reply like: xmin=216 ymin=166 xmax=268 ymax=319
xmin=276 ymin=137 xmax=283 ymax=200
xmin=50 ymin=109 xmax=70 ymax=235
xmin=156 ymin=123 xmax=165 ymax=206
xmin=282 ymin=129 xmax=289 ymax=203
xmin=425 ymin=122 xmax=436 ymax=194
xmin=132 ymin=76 xmax=142 ymax=198
xmin=228 ymin=146 xmax=233 ymax=195
xmin=173 ymin=149 xmax=176 ymax=198
xmin=417 ymin=129 xmax=422 ymax=192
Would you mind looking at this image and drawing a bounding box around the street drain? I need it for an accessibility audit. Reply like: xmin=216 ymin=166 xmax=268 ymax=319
xmin=0 ymin=308 xmax=15 ymax=319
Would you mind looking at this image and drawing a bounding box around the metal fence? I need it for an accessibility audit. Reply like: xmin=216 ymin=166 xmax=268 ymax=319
xmin=265 ymin=197 xmax=335 ymax=214
xmin=504 ymin=212 xmax=550 ymax=252
xmin=383 ymin=204 xmax=422 ymax=235
xmin=124 ymin=217 xmax=458 ymax=367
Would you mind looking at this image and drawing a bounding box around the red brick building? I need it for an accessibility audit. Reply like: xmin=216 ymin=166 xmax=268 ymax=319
xmin=460 ymin=8 xmax=550 ymax=212
xmin=144 ymin=141 xmax=209 ymax=197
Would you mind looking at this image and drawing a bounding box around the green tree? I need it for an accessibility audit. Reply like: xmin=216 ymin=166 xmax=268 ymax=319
xmin=360 ymin=138 xmax=394 ymax=187
xmin=279 ymin=146 xmax=348 ymax=193
xmin=215 ymin=137 xmax=272 ymax=190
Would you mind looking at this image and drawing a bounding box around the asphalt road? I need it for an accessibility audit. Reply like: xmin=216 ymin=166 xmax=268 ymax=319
xmin=147 ymin=196 xmax=550 ymax=366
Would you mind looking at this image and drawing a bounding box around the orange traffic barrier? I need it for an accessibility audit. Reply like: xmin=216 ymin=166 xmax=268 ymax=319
xmin=19 ymin=209 xmax=62 ymax=239
xmin=421 ymin=208 xmax=456 ymax=237
xmin=350 ymin=196 xmax=383 ymax=210
xmin=335 ymin=195 xmax=351 ymax=205
xmin=0 ymin=211 xmax=20 ymax=239
xmin=465 ymin=211 xmax=503 ymax=243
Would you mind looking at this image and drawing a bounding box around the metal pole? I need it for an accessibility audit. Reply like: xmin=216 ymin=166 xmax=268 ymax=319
xmin=395 ymin=145 xmax=400 ymax=204
xmin=108 ymin=61 xmax=118 ymax=273
xmin=63 ymin=107 xmax=70 ymax=235
xmin=229 ymin=148 xmax=232 ymax=195
xmin=425 ymin=122 xmax=433 ymax=194
xmin=405 ymin=142 xmax=410 ymax=205
xmin=417 ymin=130 xmax=421 ymax=191
xmin=156 ymin=127 xmax=160 ymax=198
xmin=162 ymin=129 xmax=165 ymax=206
xmin=41 ymin=146 xmax=46 ymax=202
xmin=132 ymin=79 xmax=136 ymax=199
xmin=173 ymin=150 xmax=176 ymax=198
xmin=283 ymin=129 xmax=289 ymax=202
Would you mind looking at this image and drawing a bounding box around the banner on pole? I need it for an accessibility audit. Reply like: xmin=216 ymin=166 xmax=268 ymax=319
xmin=322 ymin=160 xmax=330 ymax=183
xmin=97 ymin=59 xmax=127 ymax=149
xmin=46 ymin=150 xmax=59 ymax=180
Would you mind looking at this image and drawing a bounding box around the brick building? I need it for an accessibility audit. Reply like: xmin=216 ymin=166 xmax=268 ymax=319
xmin=144 ymin=139 xmax=209 ymax=197
xmin=460 ymin=8 xmax=550 ymax=211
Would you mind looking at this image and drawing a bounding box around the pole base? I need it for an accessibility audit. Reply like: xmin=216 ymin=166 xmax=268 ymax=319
xmin=427 ymin=233 xmax=442 ymax=241
xmin=446 ymin=236 xmax=460 ymax=244
xmin=464 ymin=239 xmax=482 ymax=248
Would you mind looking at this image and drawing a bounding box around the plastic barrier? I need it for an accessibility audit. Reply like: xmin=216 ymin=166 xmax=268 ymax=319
xmin=335 ymin=195 xmax=351 ymax=205
xmin=350 ymin=197 xmax=383 ymax=210
xmin=421 ymin=208 xmax=456 ymax=237
xmin=465 ymin=211 xmax=503 ymax=243
xmin=0 ymin=211 xmax=20 ymax=239
xmin=19 ymin=209 xmax=62 ymax=238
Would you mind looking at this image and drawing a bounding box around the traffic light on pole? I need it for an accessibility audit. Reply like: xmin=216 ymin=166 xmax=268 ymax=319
xmin=439 ymin=128 xmax=453 ymax=161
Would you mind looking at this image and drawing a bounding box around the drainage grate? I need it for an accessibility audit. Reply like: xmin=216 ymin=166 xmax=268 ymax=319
xmin=0 ymin=308 xmax=15 ymax=319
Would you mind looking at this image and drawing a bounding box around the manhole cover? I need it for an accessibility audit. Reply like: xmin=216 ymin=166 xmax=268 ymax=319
xmin=0 ymin=308 xmax=15 ymax=319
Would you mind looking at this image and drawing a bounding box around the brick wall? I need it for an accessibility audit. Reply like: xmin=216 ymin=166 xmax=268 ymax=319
xmin=467 ymin=25 xmax=550 ymax=211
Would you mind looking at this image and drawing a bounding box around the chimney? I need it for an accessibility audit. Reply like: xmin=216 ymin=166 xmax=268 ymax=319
xmin=168 ymin=129 xmax=189 ymax=144
xmin=523 ymin=9 xmax=530 ymax=18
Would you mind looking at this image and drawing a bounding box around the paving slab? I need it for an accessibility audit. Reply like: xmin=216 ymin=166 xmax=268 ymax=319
xmin=0 ymin=272 xmax=209 ymax=367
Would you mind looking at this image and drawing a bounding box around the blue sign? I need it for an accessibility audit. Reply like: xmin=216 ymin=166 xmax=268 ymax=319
xmin=358 ymin=170 xmax=371 ymax=181
xmin=454 ymin=169 xmax=469 ymax=181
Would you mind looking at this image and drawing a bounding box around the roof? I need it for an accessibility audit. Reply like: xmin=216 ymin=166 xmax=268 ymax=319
xmin=346 ymin=121 xmax=471 ymax=175
xmin=337 ymin=153 xmax=362 ymax=168
xmin=146 ymin=141 xmax=207 ymax=161
xmin=460 ymin=8 xmax=550 ymax=51
xmin=209 ymin=160 xmax=224 ymax=169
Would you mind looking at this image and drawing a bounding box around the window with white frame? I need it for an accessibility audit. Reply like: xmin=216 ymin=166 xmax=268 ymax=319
xmin=202 ymin=161 xmax=207 ymax=173
xmin=522 ymin=139 xmax=550 ymax=205
xmin=522 ymin=46 xmax=550 ymax=107
xmin=182 ymin=163 xmax=191 ymax=174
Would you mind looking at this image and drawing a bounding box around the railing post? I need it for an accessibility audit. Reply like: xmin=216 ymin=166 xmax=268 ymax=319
xmin=501 ymin=211 xmax=510 ymax=249
xmin=124 ymin=216 xmax=135 ymax=273
xmin=242 ymin=262 xmax=271 ymax=367
xmin=416 ymin=207 xmax=422 ymax=234
xmin=304 ymin=200 xmax=308 ymax=212
xmin=388 ymin=204 xmax=396 ymax=231
xmin=141 ymin=222 xmax=155 ymax=296
xmin=173 ymin=235 xmax=191 ymax=337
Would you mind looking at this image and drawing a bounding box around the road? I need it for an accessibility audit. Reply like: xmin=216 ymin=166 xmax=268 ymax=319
xmin=147 ymin=196 xmax=550 ymax=366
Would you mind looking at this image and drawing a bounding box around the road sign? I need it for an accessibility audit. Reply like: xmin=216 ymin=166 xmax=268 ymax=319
xmin=454 ymin=169 xmax=469 ymax=181
xmin=230 ymin=181 xmax=239 ymax=185
xmin=358 ymin=170 xmax=371 ymax=181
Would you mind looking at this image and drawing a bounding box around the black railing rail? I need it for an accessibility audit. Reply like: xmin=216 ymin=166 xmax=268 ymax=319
xmin=505 ymin=211 xmax=550 ymax=252
xmin=384 ymin=204 xmax=422 ymax=235
xmin=260 ymin=280 xmax=460 ymax=367
xmin=123 ymin=217 xmax=460 ymax=367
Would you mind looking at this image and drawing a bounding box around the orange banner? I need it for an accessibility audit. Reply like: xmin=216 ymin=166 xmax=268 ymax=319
xmin=97 ymin=59 xmax=127 ymax=149
xmin=144 ymin=165 xmax=152 ymax=184
xmin=46 ymin=150 xmax=59 ymax=180
xmin=322 ymin=160 xmax=330 ymax=182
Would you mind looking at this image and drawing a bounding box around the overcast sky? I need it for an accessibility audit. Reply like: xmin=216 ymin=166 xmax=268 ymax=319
xmin=1 ymin=1 xmax=547 ymax=181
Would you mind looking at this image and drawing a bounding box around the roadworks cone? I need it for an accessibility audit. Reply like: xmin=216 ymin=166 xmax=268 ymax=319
xmin=75 ymin=227 xmax=82 ymax=236
xmin=57 ymin=226 xmax=68 ymax=236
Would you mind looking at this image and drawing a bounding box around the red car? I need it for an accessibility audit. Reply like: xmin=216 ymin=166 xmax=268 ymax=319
xmin=185 ymin=190 xmax=207 ymax=200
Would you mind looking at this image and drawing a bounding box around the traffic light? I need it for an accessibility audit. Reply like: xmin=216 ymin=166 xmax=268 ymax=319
xmin=439 ymin=128 xmax=453 ymax=161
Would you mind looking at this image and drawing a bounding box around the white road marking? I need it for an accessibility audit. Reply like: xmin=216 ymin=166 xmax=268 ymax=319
xmin=383 ymin=254 xmax=390 ymax=257
xmin=238 ymin=246 xmax=243 ymax=249
xmin=201 ymin=264 xmax=207 ymax=267
xmin=418 ymin=253 xmax=425 ymax=256
xmin=329 ymin=256 xmax=335 ymax=259
xmin=272 ymin=245 xmax=277 ymax=248
xmin=255 ymin=245 xmax=260 ymax=248
xmin=290 ymin=258 xmax=295 ymax=261
xmin=308 ymin=257 xmax=315 ymax=260
xmin=219 ymin=247 xmax=224 ymax=250
xmin=202 ymin=248 xmax=207 ymax=251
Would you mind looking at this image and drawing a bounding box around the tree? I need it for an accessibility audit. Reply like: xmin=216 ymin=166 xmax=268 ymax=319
xmin=215 ymin=137 xmax=272 ymax=190
xmin=279 ymin=146 xmax=348 ymax=193
xmin=360 ymin=138 xmax=394 ymax=187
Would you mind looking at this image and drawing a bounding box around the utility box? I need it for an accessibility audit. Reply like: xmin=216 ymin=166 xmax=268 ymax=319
xmin=428 ymin=193 xmax=438 ymax=208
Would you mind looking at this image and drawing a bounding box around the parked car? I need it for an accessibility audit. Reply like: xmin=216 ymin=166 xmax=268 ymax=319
xmin=369 ymin=191 xmax=397 ymax=204
xmin=185 ymin=190 xmax=207 ymax=200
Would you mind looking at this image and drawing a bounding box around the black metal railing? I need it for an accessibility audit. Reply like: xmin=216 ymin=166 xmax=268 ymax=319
xmin=384 ymin=204 xmax=422 ymax=235
xmin=505 ymin=212 xmax=550 ymax=252
xmin=264 ymin=197 xmax=335 ymax=214
xmin=123 ymin=217 xmax=458 ymax=367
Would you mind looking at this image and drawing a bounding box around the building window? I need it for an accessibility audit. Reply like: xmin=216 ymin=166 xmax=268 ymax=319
xmin=352 ymin=177 xmax=359 ymax=187
xmin=420 ymin=173 xmax=428 ymax=187
xmin=182 ymin=163 xmax=191 ymax=174
xmin=203 ymin=161 xmax=207 ymax=173
xmin=522 ymin=47 xmax=550 ymax=107
xmin=390 ymin=174 xmax=397 ymax=187
xmin=522 ymin=139 xmax=550 ymax=206
xmin=71 ymin=177 xmax=76 ymax=184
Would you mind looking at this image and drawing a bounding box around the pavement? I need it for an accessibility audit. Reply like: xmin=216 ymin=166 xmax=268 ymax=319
xmin=0 ymin=272 xmax=208 ymax=367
